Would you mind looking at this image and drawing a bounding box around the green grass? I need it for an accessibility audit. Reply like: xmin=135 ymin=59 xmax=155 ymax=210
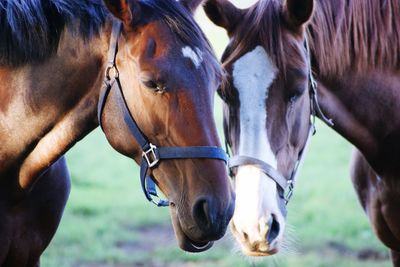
xmin=41 ymin=121 xmax=391 ymax=267
xmin=41 ymin=3 xmax=391 ymax=267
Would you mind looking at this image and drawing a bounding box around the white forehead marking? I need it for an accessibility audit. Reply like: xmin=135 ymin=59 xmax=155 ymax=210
xmin=233 ymin=45 xmax=278 ymax=167
xmin=182 ymin=46 xmax=203 ymax=68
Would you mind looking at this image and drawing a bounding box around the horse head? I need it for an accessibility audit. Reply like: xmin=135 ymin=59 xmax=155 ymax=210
xmin=205 ymin=0 xmax=315 ymax=256
xmin=100 ymin=0 xmax=235 ymax=252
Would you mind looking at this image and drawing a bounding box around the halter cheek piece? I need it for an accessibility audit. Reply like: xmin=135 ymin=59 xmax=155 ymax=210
xmin=228 ymin=36 xmax=334 ymax=205
xmin=98 ymin=21 xmax=228 ymax=207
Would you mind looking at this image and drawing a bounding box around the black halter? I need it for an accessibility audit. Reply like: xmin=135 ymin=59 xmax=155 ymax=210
xmin=98 ymin=21 xmax=228 ymax=207
xmin=228 ymin=36 xmax=333 ymax=205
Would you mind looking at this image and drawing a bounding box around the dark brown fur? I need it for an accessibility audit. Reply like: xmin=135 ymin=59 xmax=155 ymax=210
xmin=308 ymin=0 xmax=400 ymax=76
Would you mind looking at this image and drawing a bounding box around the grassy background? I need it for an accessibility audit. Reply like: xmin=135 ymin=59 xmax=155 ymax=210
xmin=41 ymin=1 xmax=391 ymax=267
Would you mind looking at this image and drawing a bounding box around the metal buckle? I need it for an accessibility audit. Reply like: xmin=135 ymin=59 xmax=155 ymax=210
xmin=143 ymin=143 xmax=159 ymax=168
xmin=105 ymin=65 xmax=119 ymax=80
xmin=284 ymin=180 xmax=294 ymax=205
xmin=149 ymin=194 xmax=170 ymax=207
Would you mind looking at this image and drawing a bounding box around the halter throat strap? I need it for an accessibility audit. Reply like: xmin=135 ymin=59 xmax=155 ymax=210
xmin=98 ymin=21 xmax=228 ymax=207
xmin=305 ymin=35 xmax=334 ymax=128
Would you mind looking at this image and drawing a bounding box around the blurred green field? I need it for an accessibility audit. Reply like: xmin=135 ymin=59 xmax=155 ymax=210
xmin=41 ymin=122 xmax=391 ymax=267
xmin=41 ymin=1 xmax=392 ymax=267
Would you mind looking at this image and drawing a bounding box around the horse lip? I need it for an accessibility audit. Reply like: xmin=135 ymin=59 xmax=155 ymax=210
xmin=169 ymin=205 xmax=215 ymax=252
xmin=187 ymin=240 xmax=214 ymax=251
xmin=179 ymin=235 xmax=214 ymax=252
xmin=191 ymin=241 xmax=211 ymax=250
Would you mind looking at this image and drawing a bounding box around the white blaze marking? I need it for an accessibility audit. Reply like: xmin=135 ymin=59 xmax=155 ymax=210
xmin=182 ymin=46 xmax=203 ymax=68
xmin=233 ymin=45 xmax=277 ymax=165
xmin=232 ymin=46 xmax=283 ymax=244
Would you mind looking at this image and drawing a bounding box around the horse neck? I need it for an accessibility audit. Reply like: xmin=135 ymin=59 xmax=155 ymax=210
xmin=0 ymin=21 xmax=112 ymax=190
xmin=308 ymin=0 xmax=400 ymax=175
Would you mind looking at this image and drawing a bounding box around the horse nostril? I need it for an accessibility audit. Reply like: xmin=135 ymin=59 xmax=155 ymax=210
xmin=242 ymin=231 xmax=249 ymax=242
xmin=266 ymin=215 xmax=280 ymax=245
xmin=193 ymin=198 xmax=212 ymax=230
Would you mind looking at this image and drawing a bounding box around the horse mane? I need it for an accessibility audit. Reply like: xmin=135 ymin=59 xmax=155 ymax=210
xmin=223 ymin=0 xmax=400 ymax=79
xmin=0 ymin=0 xmax=108 ymax=67
xmin=0 ymin=0 xmax=222 ymax=78
xmin=308 ymin=0 xmax=400 ymax=76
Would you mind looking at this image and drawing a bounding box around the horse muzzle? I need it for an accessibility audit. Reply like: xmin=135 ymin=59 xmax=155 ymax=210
xmin=169 ymin=195 xmax=234 ymax=252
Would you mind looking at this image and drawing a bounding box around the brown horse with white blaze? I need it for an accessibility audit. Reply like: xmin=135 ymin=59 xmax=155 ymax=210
xmin=205 ymin=0 xmax=400 ymax=264
xmin=0 ymin=0 xmax=234 ymax=265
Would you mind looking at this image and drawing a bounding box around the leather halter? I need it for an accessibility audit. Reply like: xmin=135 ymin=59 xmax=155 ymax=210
xmin=228 ymin=36 xmax=333 ymax=205
xmin=98 ymin=21 xmax=228 ymax=207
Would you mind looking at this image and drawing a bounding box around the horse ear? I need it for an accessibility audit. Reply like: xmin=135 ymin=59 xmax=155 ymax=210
xmin=103 ymin=0 xmax=140 ymax=25
xmin=283 ymin=0 xmax=314 ymax=29
xmin=180 ymin=0 xmax=204 ymax=12
xmin=204 ymin=0 xmax=243 ymax=36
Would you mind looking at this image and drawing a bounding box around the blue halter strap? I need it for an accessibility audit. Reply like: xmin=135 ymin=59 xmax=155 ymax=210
xmin=98 ymin=21 xmax=228 ymax=207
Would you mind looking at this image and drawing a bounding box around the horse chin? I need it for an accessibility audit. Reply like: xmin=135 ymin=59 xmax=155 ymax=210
xmin=240 ymin=241 xmax=279 ymax=257
xmin=237 ymin=238 xmax=280 ymax=257
xmin=230 ymin=223 xmax=281 ymax=257
xmin=177 ymin=235 xmax=214 ymax=253
xmin=243 ymin=249 xmax=278 ymax=257
xmin=169 ymin=205 xmax=214 ymax=253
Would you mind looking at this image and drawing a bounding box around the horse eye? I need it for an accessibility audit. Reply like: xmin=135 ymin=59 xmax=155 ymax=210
xmin=288 ymin=95 xmax=300 ymax=105
xmin=143 ymin=79 xmax=158 ymax=89
xmin=142 ymin=79 xmax=166 ymax=94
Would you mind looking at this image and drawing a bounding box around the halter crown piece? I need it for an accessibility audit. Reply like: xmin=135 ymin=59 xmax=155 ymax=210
xmin=98 ymin=21 xmax=228 ymax=207
xmin=228 ymin=36 xmax=334 ymax=207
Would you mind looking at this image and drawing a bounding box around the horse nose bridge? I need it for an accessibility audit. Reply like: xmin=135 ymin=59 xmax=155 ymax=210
xmin=188 ymin=158 xmax=232 ymax=195
xmin=234 ymin=165 xmax=283 ymax=218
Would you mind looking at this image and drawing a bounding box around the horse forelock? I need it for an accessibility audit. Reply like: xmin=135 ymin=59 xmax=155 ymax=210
xmin=220 ymin=0 xmax=285 ymax=98
xmin=141 ymin=0 xmax=224 ymax=80
xmin=222 ymin=0 xmax=400 ymax=82
xmin=308 ymin=0 xmax=400 ymax=76
xmin=0 ymin=0 xmax=108 ymax=67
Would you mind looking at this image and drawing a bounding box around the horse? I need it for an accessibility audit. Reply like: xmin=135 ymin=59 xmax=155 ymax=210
xmin=204 ymin=0 xmax=400 ymax=264
xmin=0 ymin=0 xmax=235 ymax=265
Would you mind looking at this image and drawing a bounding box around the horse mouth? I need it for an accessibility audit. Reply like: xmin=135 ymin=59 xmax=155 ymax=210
xmin=230 ymin=223 xmax=280 ymax=257
xmin=242 ymin=248 xmax=278 ymax=257
xmin=169 ymin=204 xmax=214 ymax=252
xmin=181 ymin=238 xmax=214 ymax=252
xmin=238 ymin=236 xmax=279 ymax=256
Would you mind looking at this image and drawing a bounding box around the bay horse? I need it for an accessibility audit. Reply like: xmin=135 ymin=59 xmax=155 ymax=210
xmin=0 ymin=0 xmax=235 ymax=265
xmin=205 ymin=0 xmax=400 ymax=264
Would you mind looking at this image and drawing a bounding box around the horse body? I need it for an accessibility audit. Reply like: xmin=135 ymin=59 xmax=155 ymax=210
xmin=205 ymin=0 xmax=400 ymax=264
xmin=0 ymin=27 xmax=106 ymax=191
xmin=309 ymin=1 xmax=400 ymax=259
xmin=0 ymin=156 xmax=70 ymax=267
xmin=0 ymin=19 xmax=106 ymax=267
xmin=319 ymin=65 xmax=400 ymax=263
xmin=0 ymin=0 xmax=234 ymax=265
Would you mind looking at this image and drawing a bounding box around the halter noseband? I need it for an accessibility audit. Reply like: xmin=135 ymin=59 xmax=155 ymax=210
xmin=228 ymin=36 xmax=333 ymax=205
xmin=98 ymin=21 xmax=228 ymax=207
